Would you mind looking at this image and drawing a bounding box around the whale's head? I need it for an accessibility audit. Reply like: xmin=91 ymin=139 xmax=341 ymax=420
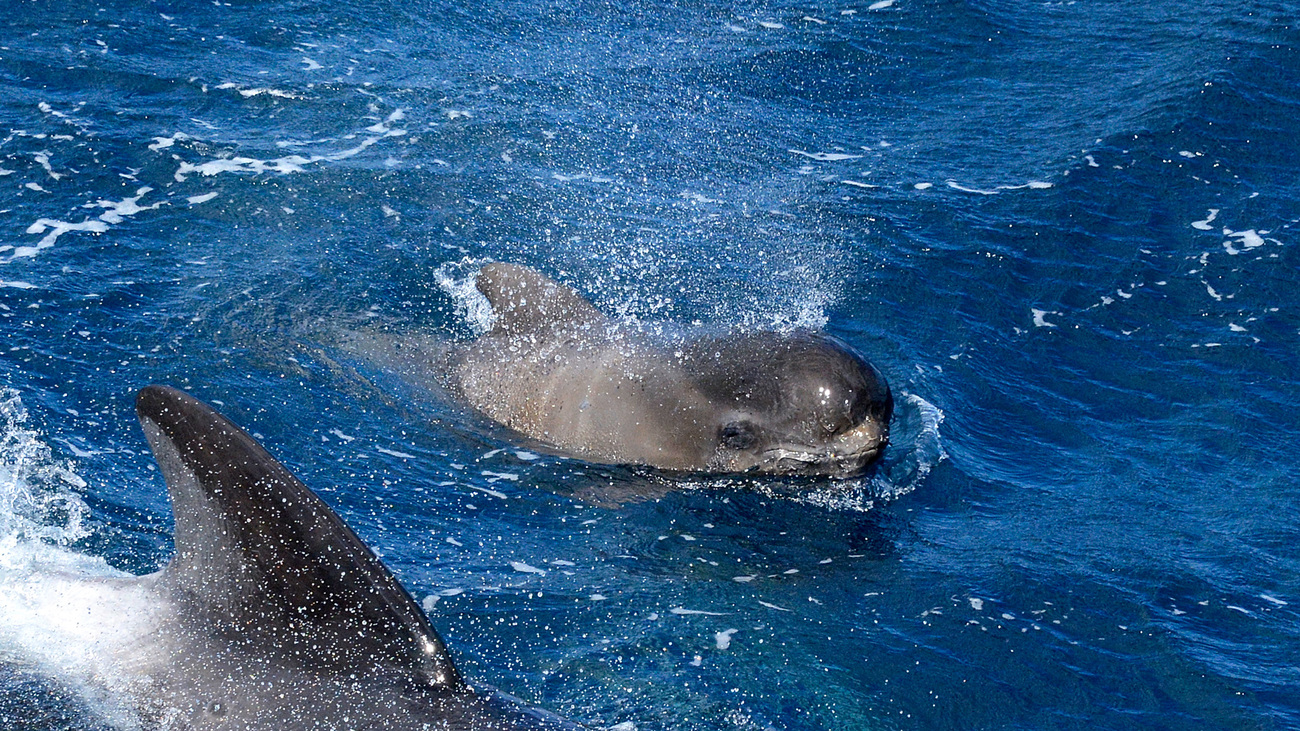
xmin=692 ymin=331 xmax=893 ymax=478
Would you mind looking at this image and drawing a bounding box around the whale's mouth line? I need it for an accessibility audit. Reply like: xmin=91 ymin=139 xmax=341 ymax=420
xmin=764 ymin=447 xmax=822 ymax=465
xmin=761 ymin=440 xmax=886 ymax=477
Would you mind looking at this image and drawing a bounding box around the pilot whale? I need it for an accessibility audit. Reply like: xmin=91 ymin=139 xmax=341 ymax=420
xmin=451 ymin=263 xmax=894 ymax=478
xmin=7 ymin=385 xmax=581 ymax=730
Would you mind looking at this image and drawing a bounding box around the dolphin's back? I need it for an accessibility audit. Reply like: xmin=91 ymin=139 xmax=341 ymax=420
xmin=136 ymin=385 xmax=464 ymax=688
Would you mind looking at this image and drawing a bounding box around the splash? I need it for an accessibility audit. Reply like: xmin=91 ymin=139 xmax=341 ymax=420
xmin=733 ymin=272 xmax=832 ymax=333
xmin=0 ymin=389 xmax=154 ymax=729
xmin=438 ymin=258 xmax=834 ymax=337
xmin=902 ymin=392 xmax=947 ymax=481
xmin=757 ymin=392 xmax=946 ymax=512
xmin=433 ymin=257 xmax=499 ymax=336
xmin=0 ymin=389 xmax=91 ymax=549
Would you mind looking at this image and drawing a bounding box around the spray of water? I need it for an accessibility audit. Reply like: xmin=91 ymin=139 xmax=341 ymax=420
xmin=0 ymin=389 xmax=91 ymax=552
xmin=433 ymin=257 xmax=498 ymax=336
xmin=0 ymin=390 xmax=156 ymax=729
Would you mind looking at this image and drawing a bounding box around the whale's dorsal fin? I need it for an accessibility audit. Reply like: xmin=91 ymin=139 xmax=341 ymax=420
xmin=136 ymin=385 xmax=465 ymax=691
xmin=476 ymin=262 xmax=605 ymax=336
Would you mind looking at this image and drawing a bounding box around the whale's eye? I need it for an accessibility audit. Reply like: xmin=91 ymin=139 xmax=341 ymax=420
xmin=719 ymin=421 xmax=758 ymax=450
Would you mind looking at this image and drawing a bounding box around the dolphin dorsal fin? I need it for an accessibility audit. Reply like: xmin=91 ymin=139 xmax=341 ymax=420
xmin=136 ymin=385 xmax=465 ymax=691
xmin=476 ymin=262 xmax=605 ymax=336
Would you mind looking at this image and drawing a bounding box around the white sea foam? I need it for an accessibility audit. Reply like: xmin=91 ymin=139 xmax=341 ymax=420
xmin=174 ymin=154 xmax=313 ymax=180
xmin=1191 ymin=208 xmax=1219 ymax=230
xmin=1221 ymin=228 xmax=1265 ymax=256
xmin=7 ymin=216 xmax=88 ymax=259
xmin=789 ymin=149 xmax=862 ymax=162
xmin=10 ymin=187 xmax=163 ymax=263
xmin=714 ymin=628 xmax=739 ymax=649
xmin=947 ymin=180 xmax=1053 ymax=194
xmin=33 ymin=152 xmax=63 ymax=180
xmin=91 ymin=187 xmax=165 ymax=224
xmin=173 ymin=109 xmax=407 ymax=182
xmin=947 ymin=181 xmax=998 ymax=195
xmin=481 ymin=470 xmax=520 ymax=482
xmin=148 ymin=132 xmax=189 ymax=151
xmin=999 ymin=181 xmax=1053 ymax=190
xmin=214 ymin=82 xmax=304 ymax=99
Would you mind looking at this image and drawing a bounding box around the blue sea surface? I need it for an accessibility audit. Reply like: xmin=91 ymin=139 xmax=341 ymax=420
xmin=0 ymin=1 xmax=1297 ymax=729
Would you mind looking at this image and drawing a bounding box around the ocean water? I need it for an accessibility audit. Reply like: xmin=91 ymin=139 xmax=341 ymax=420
xmin=0 ymin=0 xmax=1297 ymax=729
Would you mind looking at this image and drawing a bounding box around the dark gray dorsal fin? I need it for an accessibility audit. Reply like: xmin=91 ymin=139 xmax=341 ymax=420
xmin=136 ymin=385 xmax=465 ymax=691
xmin=476 ymin=262 xmax=605 ymax=336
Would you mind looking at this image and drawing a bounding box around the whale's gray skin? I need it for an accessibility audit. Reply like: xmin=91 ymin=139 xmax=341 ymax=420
xmin=119 ymin=385 xmax=581 ymax=730
xmin=452 ymin=263 xmax=893 ymax=478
